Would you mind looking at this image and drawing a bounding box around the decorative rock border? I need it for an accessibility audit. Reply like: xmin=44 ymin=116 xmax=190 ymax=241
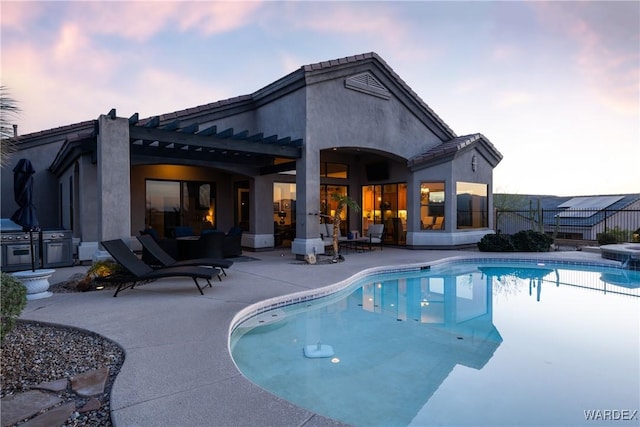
xmin=1 ymin=367 xmax=110 ymax=426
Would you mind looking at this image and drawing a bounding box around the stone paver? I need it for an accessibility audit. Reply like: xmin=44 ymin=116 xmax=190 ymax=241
xmin=1 ymin=390 xmax=62 ymax=427
xmin=33 ymin=379 xmax=68 ymax=392
xmin=20 ymin=402 xmax=75 ymax=427
xmin=1 ymin=366 xmax=109 ymax=426
xmin=70 ymin=367 xmax=109 ymax=397
xmin=78 ymin=398 xmax=101 ymax=413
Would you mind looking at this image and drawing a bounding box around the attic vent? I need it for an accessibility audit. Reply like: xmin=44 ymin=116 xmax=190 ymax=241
xmin=345 ymin=72 xmax=391 ymax=100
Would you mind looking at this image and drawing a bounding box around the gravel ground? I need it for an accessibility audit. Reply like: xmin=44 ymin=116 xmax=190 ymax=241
xmin=1 ymin=277 xmax=125 ymax=427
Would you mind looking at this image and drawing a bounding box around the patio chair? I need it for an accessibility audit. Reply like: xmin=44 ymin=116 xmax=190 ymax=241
xmin=138 ymin=234 xmax=232 ymax=280
xmin=101 ymin=239 xmax=219 ymax=297
xmin=367 ymin=223 xmax=385 ymax=250
xmin=322 ymin=222 xmax=349 ymax=244
xmin=223 ymin=226 xmax=243 ymax=257
xmin=432 ymin=216 xmax=444 ymax=230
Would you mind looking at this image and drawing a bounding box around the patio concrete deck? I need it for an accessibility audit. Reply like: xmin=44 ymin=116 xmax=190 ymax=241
xmin=19 ymin=248 xmax=613 ymax=427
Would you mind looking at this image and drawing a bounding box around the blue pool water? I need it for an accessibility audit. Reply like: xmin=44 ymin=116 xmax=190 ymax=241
xmin=230 ymin=261 xmax=640 ymax=427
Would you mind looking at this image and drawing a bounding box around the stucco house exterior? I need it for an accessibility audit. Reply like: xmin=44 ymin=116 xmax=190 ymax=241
xmin=1 ymin=52 xmax=503 ymax=261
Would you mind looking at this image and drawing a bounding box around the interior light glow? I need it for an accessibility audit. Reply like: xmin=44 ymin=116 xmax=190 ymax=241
xmin=331 ymin=357 xmax=340 ymax=364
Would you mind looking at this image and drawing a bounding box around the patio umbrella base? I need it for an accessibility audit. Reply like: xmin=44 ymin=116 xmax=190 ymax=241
xmin=13 ymin=269 xmax=56 ymax=300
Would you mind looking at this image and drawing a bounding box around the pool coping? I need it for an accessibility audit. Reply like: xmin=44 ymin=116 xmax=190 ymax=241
xmin=21 ymin=249 xmax=631 ymax=427
xmin=228 ymin=253 xmax=626 ymax=351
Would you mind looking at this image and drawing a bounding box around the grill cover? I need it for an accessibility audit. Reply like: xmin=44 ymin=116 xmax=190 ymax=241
xmin=0 ymin=219 xmax=23 ymax=232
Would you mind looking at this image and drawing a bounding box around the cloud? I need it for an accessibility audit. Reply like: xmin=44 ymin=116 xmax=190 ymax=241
xmin=532 ymin=2 xmax=640 ymax=116
xmin=177 ymin=1 xmax=264 ymax=35
xmin=277 ymin=52 xmax=306 ymax=76
xmin=62 ymin=2 xmax=179 ymax=42
xmin=491 ymin=45 xmax=519 ymax=62
xmin=495 ymin=91 xmax=536 ymax=108
xmin=259 ymin=2 xmax=439 ymax=61
xmin=127 ymin=66 xmax=229 ymax=116
xmin=453 ymin=78 xmax=487 ymax=96
xmin=53 ymin=23 xmax=90 ymax=61
xmin=0 ymin=1 xmax=47 ymax=30
xmin=5 ymin=1 xmax=265 ymax=45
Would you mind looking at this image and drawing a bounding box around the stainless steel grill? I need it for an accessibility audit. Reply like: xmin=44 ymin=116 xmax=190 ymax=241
xmin=40 ymin=229 xmax=73 ymax=268
xmin=1 ymin=219 xmax=73 ymax=272
xmin=1 ymin=219 xmax=40 ymax=272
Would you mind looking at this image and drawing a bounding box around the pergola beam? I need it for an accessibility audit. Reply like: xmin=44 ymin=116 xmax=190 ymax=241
xmin=130 ymin=144 xmax=273 ymax=166
xmin=129 ymin=126 xmax=301 ymax=158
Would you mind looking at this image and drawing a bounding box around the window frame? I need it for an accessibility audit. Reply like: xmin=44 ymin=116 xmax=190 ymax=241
xmin=420 ymin=182 xmax=446 ymax=231
xmin=456 ymin=181 xmax=488 ymax=229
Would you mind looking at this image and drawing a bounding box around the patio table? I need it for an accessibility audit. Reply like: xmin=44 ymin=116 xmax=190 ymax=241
xmin=339 ymin=238 xmax=371 ymax=254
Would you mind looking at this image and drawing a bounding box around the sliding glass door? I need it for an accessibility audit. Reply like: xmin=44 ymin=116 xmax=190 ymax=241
xmin=362 ymin=183 xmax=406 ymax=245
xmin=146 ymin=179 xmax=216 ymax=238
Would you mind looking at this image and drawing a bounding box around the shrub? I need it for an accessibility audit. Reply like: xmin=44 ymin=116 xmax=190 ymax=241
xmin=477 ymin=233 xmax=515 ymax=252
xmin=511 ymin=230 xmax=554 ymax=252
xmin=87 ymin=259 xmax=121 ymax=278
xmin=1 ymin=272 xmax=27 ymax=343
xmin=598 ymin=226 xmax=633 ymax=244
xmin=76 ymin=260 xmax=122 ymax=291
xmin=478 ymin=231 xmax=553 ymax=252
xmin=597 ymin=232 xmax=618 ymax=245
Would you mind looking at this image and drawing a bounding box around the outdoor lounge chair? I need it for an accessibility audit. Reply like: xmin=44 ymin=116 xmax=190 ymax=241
xmin=137 ymin=234 xmax=233 ymax=280
xmin=101 ymin=239 xmax=219 ymax=297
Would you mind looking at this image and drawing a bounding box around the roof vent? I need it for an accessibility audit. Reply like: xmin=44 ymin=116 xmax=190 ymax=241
xmin=345 ymin=72 xmax=391 ymax=100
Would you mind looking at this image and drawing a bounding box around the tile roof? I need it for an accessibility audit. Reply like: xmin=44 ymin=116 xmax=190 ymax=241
xmin=8 ymin=120 xmax=96 ymax=143
xmin=12 ymin=53 xmax=462 ymax=147
xmin=408 ymin=133 xmax=503 ymax=168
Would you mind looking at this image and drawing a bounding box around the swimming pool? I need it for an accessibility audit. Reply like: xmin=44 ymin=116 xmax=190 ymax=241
xmin=230 ymin=260 xmax=640 ymax=427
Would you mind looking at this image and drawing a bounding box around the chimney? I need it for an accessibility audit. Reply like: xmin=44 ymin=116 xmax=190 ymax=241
xmin=12 ymin=124 xmax=18 ymax=137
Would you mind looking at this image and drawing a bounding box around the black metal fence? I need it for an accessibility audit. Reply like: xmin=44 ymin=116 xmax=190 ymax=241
xmin=494 ymin=209 xmax=640 ymax=243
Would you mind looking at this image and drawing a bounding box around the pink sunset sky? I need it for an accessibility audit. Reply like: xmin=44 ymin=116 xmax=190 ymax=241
xmin=1 ymin=1 xmax=638 ymax=196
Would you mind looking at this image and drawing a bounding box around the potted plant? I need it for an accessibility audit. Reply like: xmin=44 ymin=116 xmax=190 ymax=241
xmin=323 ymin=193 xmax=360 ymax=261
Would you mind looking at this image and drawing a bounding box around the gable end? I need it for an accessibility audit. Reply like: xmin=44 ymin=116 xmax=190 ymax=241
xmin=345 ymin=72 xmax=391 ymax=100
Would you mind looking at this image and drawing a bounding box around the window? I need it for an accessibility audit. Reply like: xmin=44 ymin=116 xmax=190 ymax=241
xmin=146 ymin=179 xmax=216 ymax=238
xmin=321 ymin=162 xmax=348 ymax=178
xmin=273 ymin=182 xmax=296 ymax=247
xmin=420 ymin=182 xmax=445 ymax=230
xmin=456 ymin=182 xmax=488 ymax=229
